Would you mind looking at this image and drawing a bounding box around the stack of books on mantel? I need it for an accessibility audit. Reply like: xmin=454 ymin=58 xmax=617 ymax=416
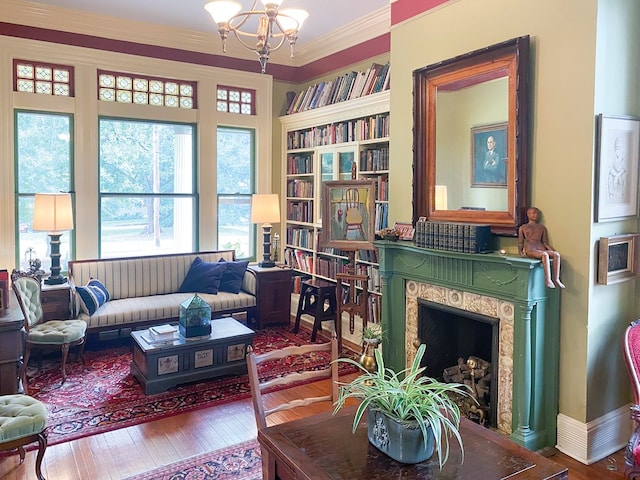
xmin=144 ymin=324 xmax=178 ymax=345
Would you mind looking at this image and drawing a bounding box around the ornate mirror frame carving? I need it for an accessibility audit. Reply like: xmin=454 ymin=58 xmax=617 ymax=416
xmin=413 ymin=36 xmax=530 ymax=236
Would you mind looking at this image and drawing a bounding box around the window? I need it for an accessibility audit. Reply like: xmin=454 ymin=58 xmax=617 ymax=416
xmin=15 ymin=111 xmax=73 ymax=271
xmin=217 ymin=127 xmax=254 ymax=258
xmin=216 ymin=86 xmax=255 ymax=115
xmin=97 ymin=70 xmax=196 ymax=109
xmin=14 ymin=59 xmax=74 ymax=96
xmin=99 ymin=118 xmax=196 ymax=258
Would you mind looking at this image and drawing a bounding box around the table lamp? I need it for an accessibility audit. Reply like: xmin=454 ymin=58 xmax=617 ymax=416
xmin=251 ymin=193 xmax=280 ymax=268
xmin=32 ymin=193 xmax=74 ymax=285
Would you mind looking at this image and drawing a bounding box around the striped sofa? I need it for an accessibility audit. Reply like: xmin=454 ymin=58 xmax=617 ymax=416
xmin=68 ymin=250 xmax=257 ymax=333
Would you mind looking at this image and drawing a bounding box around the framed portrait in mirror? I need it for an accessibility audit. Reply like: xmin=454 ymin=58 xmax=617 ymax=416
xmin=471 ymin=123 xmax=508 ymax=187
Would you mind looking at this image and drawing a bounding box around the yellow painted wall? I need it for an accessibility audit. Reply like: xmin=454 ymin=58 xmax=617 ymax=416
xmin=389 ymin=0 xmax=640 ymax=424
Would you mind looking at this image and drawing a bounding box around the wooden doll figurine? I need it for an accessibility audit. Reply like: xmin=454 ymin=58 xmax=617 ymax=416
xmin=518 ymin=207 xmax=565 ymax=289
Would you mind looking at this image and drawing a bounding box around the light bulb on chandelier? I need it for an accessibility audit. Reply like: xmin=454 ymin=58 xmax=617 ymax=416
xmin=205 ymin=0 xmax=309 ymax=73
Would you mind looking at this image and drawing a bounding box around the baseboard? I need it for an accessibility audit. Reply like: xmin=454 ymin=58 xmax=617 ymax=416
xmin=556 ymin=404 xmax=632 ymax=464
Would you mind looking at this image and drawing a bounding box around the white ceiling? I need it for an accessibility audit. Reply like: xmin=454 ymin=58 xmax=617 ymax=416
xmin=30 ymin=0 xmax=390 ymax=49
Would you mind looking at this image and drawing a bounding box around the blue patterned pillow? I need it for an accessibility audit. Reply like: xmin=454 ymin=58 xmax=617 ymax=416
xmin=76 ymin=278 xmax=110 ymax=315
xmin=218 ymin=259 xmax=249 ymax=294
xmin=179 ymin=257 xmax=227 ymax=294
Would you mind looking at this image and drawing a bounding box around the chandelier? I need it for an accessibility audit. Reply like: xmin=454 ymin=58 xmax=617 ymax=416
xmin=205 ymin=0 xmax=309 ymax=73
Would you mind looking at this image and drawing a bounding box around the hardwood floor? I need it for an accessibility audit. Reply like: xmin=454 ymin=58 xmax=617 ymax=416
xmin=0 ymin=372 xmax=629 ymax=479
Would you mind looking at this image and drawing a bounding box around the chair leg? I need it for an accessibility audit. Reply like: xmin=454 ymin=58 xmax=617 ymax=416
xmin=60 ymin=343 xmax=70 ymax=384
xmin=18 ymin=445 xmax=26 ymax=463
xmin=22 ymin=345 xmax=32 ymax=395
xmin=77 ymin=338 xmax=86 ymax=365
xmin=35 ymin=431 xmax=48 ymax=480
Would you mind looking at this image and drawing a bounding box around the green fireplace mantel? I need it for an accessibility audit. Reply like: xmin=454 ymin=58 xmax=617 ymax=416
xmin=376 ymin=241 xmax=561 ymax=451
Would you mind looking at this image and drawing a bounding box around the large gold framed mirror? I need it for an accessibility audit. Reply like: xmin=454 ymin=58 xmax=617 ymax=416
xmin=413 ymin=36 xmax=530 ymax=236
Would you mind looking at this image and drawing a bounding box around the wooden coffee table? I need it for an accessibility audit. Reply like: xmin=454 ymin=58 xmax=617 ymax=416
xmin=130 ymin=317 xmax=254 ymax=394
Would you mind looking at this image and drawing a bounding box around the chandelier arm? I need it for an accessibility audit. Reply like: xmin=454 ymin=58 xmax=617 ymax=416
xmin=228 ymin=9 xmax=264 ymax=31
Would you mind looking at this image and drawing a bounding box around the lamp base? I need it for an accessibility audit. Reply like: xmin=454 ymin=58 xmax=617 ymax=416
xmin=45 ymin=232 xmax=67 ymax=286
xmin=258 ymin=260 xmax=276 ymax=269
xmin=44 ymin=275 xmax=68 ymax=286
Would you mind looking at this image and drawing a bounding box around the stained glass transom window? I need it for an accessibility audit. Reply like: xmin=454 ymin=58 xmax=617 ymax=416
xmin=216 ymin=86 xmax=255 ymax=115
xmin=97 ymin=70 xmax=197 ymax=109
xmin=14 ymin=59 xmax=74 ymax=97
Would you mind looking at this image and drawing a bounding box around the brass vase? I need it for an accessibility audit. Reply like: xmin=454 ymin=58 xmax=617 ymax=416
xmin=359 ymin=339 xmax=380 ymax=373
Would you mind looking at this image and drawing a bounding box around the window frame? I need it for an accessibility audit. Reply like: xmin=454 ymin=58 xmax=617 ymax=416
xmin=97 ymin=116 xmax=199 ymax=258
xmin=14 ymin=109 xmax=75 ymax=271
xmin=216 ymin=125 xmax=257 ymax=260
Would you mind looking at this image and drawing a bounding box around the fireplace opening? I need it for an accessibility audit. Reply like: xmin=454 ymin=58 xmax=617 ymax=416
xmin=417 ymin=299 xmax=499 ymax=428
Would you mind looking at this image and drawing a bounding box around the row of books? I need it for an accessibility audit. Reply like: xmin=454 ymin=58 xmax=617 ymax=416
xmin=360 ymin=147 xmax=389 ymax=172
xmin=286 ymin=113 xmax=390 ymax=150
xmin=286 ymin=179 xmax=313 ymax=198
xmin=372 ymin=175 xmax=389 ymax=202
xmin=286 ymin=200 xmax=313 ymax=223
xmin=355 ymin=263 xmax=381 ymax=294
xmin=415 ymin=221 xmax=492 ymax=253
xmin=286 ymin=153 xmax=313 ymax=175
xmin=338 ymin=284 xmax=383 ymax=324
xmin=286 ymin=226 xmax=315 ymax=249
xmin=285 ymin=61 xmax=390 ymax=115
xmin=374 ymin=203 xmax=389 ymax=231
xmin=285 ymin=248 xmax=314 ymax=274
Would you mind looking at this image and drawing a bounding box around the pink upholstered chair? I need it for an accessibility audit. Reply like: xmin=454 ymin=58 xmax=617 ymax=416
xmin=623 ymin=319 xmax=640 ymax=479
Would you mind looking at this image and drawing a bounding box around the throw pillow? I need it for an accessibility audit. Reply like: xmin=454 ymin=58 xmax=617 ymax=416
xmin=76 ymin=278 xmax=111 ymax=315
xmin=179 ymin=257 xmax=227 ymax=294
xmin=218 ymin=259 xmax=250 ymax=294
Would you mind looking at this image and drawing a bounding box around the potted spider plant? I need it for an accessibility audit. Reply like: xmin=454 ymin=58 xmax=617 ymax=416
xmin=333 ymin=343 xmax=475 ymax=467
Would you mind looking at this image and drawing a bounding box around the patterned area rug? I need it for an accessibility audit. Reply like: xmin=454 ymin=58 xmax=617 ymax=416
xmin=25 ymin=325 xmax=352 ymax=446
xmin=123 ymin=439 xmax=262 ymax=480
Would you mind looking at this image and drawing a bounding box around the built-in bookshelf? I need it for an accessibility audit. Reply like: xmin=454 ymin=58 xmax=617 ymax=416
xmin=280 ymin=89 xmax=390 ymax=333
xmin=284 ymin=61 xmax=390 ymax=115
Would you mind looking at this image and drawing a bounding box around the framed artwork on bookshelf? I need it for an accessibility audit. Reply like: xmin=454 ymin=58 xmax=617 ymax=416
xmin=320 ymin=179 xmax=376 ymax=250
xmin=597 ymin=233 xmax=639 ymax=285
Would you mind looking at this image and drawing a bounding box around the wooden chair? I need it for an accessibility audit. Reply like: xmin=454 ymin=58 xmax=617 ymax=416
xmin=246 ymin=332 xmax=339 ymax=430
xmin=344 ymin=187 xmax=365 ymax=239
xmin=11 ymin=273 xmax=87 ymax=394
xmin=623 ymin=319 xmax=640 ymax=479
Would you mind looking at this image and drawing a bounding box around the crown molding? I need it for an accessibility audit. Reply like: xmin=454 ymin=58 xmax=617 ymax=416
xmin=1 ymin=0 xmax=390 ymax=72
xmin=288 ymin=5 xmax=390 ymax=66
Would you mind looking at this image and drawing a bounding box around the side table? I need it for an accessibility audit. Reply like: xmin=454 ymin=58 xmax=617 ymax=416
xmin=41 ymin=283 xmax=72 ymax=321
xmin=248 ymin=265 xmax=292 ymax=329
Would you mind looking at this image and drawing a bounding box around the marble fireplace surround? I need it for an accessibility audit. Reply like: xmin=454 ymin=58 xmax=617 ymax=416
xmin=376 ymin=241 xmax=561 ymax=451
xmin=408 ymin=281 xmax=514 ymax=435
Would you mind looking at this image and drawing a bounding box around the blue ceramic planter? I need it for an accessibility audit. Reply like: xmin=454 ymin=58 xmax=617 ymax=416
xmin=367 ymin=408 xmax=435 ymax=464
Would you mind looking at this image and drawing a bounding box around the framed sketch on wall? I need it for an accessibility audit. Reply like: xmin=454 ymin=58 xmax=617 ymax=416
xmin=595 ymin=114 xmax=640 ymax=222
xmin=471 ymin=122 xmax=508 ymax=187
xmin=320 ymin=179 xmax=376 ymax=250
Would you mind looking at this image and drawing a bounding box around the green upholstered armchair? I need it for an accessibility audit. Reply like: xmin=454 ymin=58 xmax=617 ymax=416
xmin=11 ymin=273 xmax=87 ymax=394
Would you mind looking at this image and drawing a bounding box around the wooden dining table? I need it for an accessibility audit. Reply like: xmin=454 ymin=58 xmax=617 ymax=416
xmin=257 ymin=407 xmax=569 ymax=480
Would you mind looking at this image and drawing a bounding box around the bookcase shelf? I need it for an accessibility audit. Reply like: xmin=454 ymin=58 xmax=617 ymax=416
xmin=280 ymin=90 xmax=389 ymax=335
